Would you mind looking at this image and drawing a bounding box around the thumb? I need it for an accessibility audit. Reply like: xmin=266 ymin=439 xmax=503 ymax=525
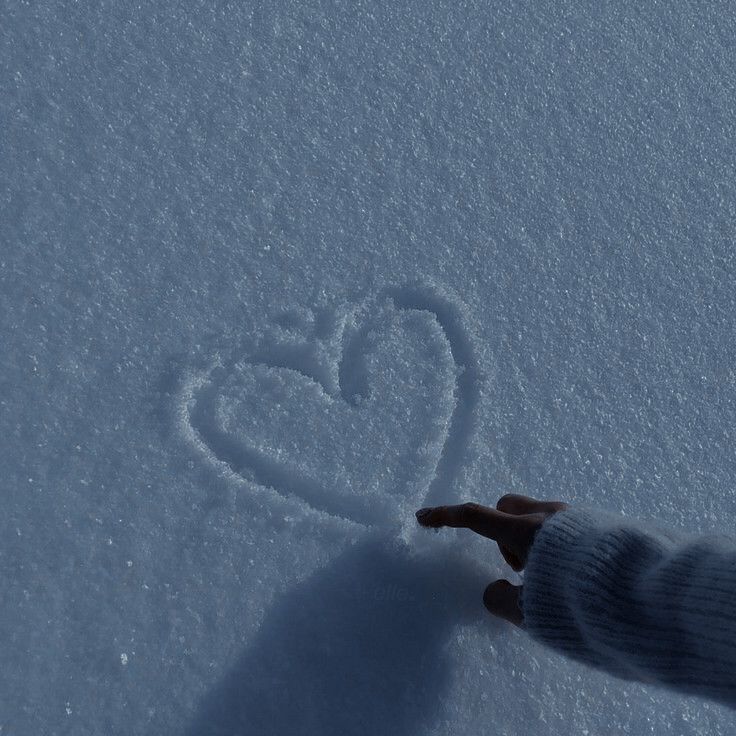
xmin=483 ymin=580 xmax=524 ymax=628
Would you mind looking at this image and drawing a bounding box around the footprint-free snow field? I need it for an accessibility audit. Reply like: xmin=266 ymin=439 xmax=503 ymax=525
xmin=3 ymin=2 xmax=736 ymax=735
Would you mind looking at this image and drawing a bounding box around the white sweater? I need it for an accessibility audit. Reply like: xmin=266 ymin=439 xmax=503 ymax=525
xmin=520 ymin=506 xmax=736 ymax=709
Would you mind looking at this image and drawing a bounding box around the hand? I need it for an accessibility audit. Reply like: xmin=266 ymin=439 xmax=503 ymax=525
xmin=415 ymin=494 xmax=569 ymax=627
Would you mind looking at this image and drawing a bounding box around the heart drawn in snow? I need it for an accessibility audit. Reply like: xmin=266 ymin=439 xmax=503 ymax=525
xmin=181 ymin=283 xmax=480 ymax=528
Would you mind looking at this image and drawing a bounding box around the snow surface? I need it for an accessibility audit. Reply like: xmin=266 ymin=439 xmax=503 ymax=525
xmin=3 ymin=1 xmax=736 ymax=734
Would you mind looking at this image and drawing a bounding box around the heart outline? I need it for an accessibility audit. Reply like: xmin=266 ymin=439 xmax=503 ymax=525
xmin=177 ymin=282 xmax=482 ymax=529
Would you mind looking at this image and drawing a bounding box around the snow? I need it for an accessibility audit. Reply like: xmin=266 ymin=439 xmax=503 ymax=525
xmin=2 ymin=1 xmax=736 ymax=734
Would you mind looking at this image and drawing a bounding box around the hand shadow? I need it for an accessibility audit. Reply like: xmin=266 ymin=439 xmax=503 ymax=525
xmin=184 ymin=533 xmax=493 ymax=736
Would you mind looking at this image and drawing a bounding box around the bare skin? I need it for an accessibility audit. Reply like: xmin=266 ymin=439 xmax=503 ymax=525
xmin=415 ymin=494 xmax=569 ymax=628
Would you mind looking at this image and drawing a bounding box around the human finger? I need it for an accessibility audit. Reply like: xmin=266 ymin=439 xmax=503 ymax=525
xmin=495 ymin=495 xmax=568 ymax=569
xmin=499 ymin=543 xmax=524 ymax=572
xmin=483 ymin=580 xmax=524 ymax=627
xmin=415 ymin=503 xmax=522 ymax=546
xmin=496 ymin=493 xmax=568 ymax=516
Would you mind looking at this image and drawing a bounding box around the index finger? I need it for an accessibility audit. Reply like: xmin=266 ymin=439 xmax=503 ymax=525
xmin=415 ymin=502 xmax=522 ymax=545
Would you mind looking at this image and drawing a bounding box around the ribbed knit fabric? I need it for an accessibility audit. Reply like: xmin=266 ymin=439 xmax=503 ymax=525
xmin=520 ymin=506 xmax=736 ymax=709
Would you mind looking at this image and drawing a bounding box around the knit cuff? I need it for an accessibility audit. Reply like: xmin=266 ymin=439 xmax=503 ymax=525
xmin=518 ymin=505 xmax=736 ymax=704
xmin=519 ymin=505 xmax=637 ymax=673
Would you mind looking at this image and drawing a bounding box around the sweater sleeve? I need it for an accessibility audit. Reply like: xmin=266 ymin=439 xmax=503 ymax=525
xmin=519 ymin=505 xmax=736 ymax=708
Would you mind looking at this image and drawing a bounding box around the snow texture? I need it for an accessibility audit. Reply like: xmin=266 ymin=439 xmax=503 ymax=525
xmin=2 ymin=1 xmax=736 ymax=734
